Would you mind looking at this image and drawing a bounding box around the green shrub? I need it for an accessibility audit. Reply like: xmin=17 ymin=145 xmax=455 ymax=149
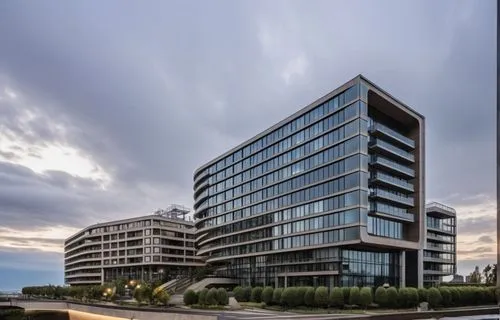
xmin=314 ymin=286 xmax=329 ymax=308
xmin=374 ymin=287 xmax=387 ymax=307
xmin=386 ymin=287 xmax=399 ymax=308
xmin=272 ymin=288 xmax=283 ymax=305
xmin=243 ymin=287 xmax=252 ymax=302
xmin=427 ymin=287 xmax=442 ymax=308
xmin=206 ymin=288 xmax=218 ymax=305
xmin=296 ymin=287 xmax=307 ymax=307
xmin=330 ymin=287 xmax=344 ymax=308
xmin=407 ymin=287 xmax=419 ymax=308
xmin=418 ymin=287 xmax=428 ymax=303
xmin=198 ymin=288 xmax=208 ymax=305
xmin=262 ymin=287 xmax=274 ymax=305
xmin=281 ymin=287 xmax=298 ymax=307
xmin=342 ymin=287 xmax=351 ymax=305
xmin=397 ymin=287 xmax=409 ymax=308
xmin=439 ymin=287 xmax=451 ymax=307
xmin=359 ymin=287 xmax=373 ymax=309
xmin=233 ymin=286 xmax=244 ymax=302
xmin=304 ymin=287 xmax=315 ymax=307
xmin=157 ymin=290 xmax=170 ymax=305
xmin=449 ymin=287 xmax=460 ymax=306
xmin=349 ymin=287 xmax=360 ymax=306
xmin=216 ymin=288 xmax=229 ymax=306
xmin=184 ymin=289 xmax=197 ymax=306
xmin=251 ymin=287 xmax=263 ymax=303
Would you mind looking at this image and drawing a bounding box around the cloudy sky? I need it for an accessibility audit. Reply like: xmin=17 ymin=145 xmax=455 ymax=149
xmin=0 ymin=0 xmax=495 ymax=290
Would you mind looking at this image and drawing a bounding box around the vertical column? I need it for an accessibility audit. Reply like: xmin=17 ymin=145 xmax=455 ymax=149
xmin=400 ymin=251 xmax=406 ymax=288
xmin=417 ymin=249 xmax=424 ymax=288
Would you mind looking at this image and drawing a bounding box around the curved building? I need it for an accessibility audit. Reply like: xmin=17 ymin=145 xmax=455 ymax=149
xmin=64 ymin=205 xmax=204 ymax=285
xmin=194 ymin=75 xmax=425 ymax=288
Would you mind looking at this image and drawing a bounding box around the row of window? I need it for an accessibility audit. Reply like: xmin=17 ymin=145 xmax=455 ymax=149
xmin=427 ymin=217 xmax=456 ymax=233
xmin=424 ymin=251 xmax=455 ymax=261
xmin=423 ymin=262 xmax=455 ymax=273
xmin=367 ymin=216 xmax=404 ymax=239
xmin=207 ymin=117 xmax=364 ymax=199
xmin=272 ymin=208 xmax=359 ymax=236
xmin=204 ymin=137 xmax=367 ymax=217
xmin=371 ymin=170 xmax=414 ymax=192
xmin=209 ymin=226 xmax=360 ymax=259
xmin=200 ymin=197 xmax=365 ymax=242
xmin=426 ymin=242 xmax=455 ymax=252
xmin=208 ymin=135 xmax=365 ymax=207
xmin=274 ymin=226 xmax=360 ymax=250
xmin=200 ymin=188 xmax=366 ymax=235
xmin=205 ymin=112 xmax=366 ymax=198
xmin=200 ymin=209 xmax=360 ymax=250
xmin=66 ymin=219 xmax=192 ymax=247
xmin=201 ymin=85 xmax=360 ymax=179
xmin=204 ymin=101 xmax=365 ymax=188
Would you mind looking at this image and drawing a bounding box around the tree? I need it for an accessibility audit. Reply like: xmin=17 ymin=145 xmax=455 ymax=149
xmin=281 ymin=287 xmax=298 ymax=308
xmin=483 ymin=264 xmax=497 ymax=285
xmin=407 ymin=288 xmax=419 ymax=308
xmin=386 ymin=287 xmax=399 ymax=308
xmin=233 ymin=286 xmax=244 ymax=302
xmin=272 ymin=288 xmax=283 ymax=305
xmin=418 ymin=288 xmax=428 ymax=303
xmin=314 ymin=286 xmax=329 ymax=308
xmin=359 ymin=287 xmax=373 ymax=309
xmin=330 ymin=287 xmax=344 ymax=308
xmin=296 ymin=287 xmax=307 ymax=307
xmin=157 ymin=291 xmax=170 ymax=306
xmin=262 ymin=287 xmax=274 ymax=305
xmin=397 ymin=287 xmax=409 ymax=308
xmin=427 ymin=287 xmax=442 ymax=309
xmin=439 ymin=287 xmax=452 ymax=307
xmin=349 ymin=287 xmax=360 ymax=306
xmin=206 ymin=288 xmax=218 ymax=305
xmin=251 ymin=287 xmax=263 ymax=303
xmin=216 ymin=288 xmax=229 ymax=306
xmin=374 ymin=287 xmax=387 ymax=307
xmin=304 ymin=287 xmax=315 ymax=307
xmin=242 ymin=287 xmax=252 ymax=302
xmin=342 ymin=287 xmax=351 ymax=305
xmin=198 ymin=288 xmax=208 ymax=305
xmin=183 ymin=290 xmax=197 ymax=305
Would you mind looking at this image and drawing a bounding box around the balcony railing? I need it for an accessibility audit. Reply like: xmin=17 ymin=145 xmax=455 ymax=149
xmin=371 ymin=172 xmax=414 ymax=192
xmin=370 ymin=123 xmax=415 ymax=149
xmin=370 ymin=138 xmax=415 ymax=162
xmin=370 ymin=204 xmax=415 ymax=222
xmin=370 ymin=189 xmax=414 ymax=207
xmin=370 ymin=156 xmax=415 ymax=177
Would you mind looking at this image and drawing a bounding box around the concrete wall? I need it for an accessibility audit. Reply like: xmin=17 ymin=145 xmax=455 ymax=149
xmin=12 ymin=301 xmax=217 ymax=320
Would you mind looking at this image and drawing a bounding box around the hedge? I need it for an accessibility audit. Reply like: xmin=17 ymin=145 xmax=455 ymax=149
xmin=188 ymin=285 xmax=499 ymax=309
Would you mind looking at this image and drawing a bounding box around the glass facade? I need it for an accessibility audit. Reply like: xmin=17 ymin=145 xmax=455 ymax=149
xmin=194 ymin=76 xmax=424 ymax=288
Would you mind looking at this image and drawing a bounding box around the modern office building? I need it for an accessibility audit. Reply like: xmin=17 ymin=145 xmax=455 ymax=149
xmin=423 ymin=202 xmax=457 ymax=286
xmin=193 ymin=75 xmax=425 ymax=288
xmin=64 ymin=205 xmax=205 ymax=286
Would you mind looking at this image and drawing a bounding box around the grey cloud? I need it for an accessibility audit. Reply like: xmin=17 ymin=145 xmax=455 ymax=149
xmin=457 ymin=215 xmax=496 ymax=235
xmin=457 ymin=246 xmax=493 ymax=255
xmin=477 ymin=235 xmax=494 ymax=244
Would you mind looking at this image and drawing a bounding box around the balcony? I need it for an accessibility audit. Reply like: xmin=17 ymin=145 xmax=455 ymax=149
xmin=426 ymin=243 xmax=454 ymax=253
xmin=423 ymin=256 xmax=455 ymax=264
xmin=370 ymin=156 xmax=415 ymax=178
xmin=427 ymin=223 xmax=455 ymax=235
xmin=369 ymin=123 xmax=415 ymax=149
xmin=369 ymin=138 xmax=415 ymax=163
xmin=370 ymin=172 xmax=414 ymax=193
xmin=369 ymin=206 xmax=415 ymax=222
xmin=426 ymin=233 xmax=454 ymax=244
xmin=370 ymin=189 xmax=414 ymax=207
xmin=194 ymin=189 xmax=209 ymax=209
